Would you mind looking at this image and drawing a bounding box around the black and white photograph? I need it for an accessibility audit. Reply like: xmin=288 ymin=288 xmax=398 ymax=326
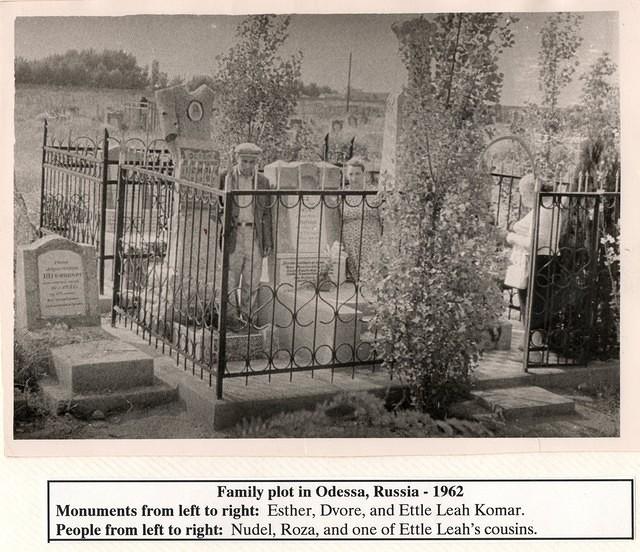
xmin=11 ymin=9 xmax=621 ymax=441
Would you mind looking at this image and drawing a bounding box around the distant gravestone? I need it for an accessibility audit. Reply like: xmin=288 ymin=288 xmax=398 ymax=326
xmin=379 ymin=91 xmax=405 ymax=185
xmin=15 ymin=235 xmax=99 ymax=330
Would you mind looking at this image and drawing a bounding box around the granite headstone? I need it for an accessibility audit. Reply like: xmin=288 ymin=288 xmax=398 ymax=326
xmin=16 ymin=235 xmax=100 ymax=330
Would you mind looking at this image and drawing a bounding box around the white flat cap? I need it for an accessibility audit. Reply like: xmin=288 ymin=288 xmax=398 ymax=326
xmin=234 ymin=143 xmax=262 ymax=157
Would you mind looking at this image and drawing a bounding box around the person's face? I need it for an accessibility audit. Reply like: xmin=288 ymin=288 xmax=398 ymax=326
xmin=346 ymin=166 xmax=365 ymax=188
xmin=238 ymin=156 xmax=257 ymax=177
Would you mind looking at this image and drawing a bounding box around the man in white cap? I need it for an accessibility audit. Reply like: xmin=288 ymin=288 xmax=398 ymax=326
xmin=223 ymin=143 xmax=273 ymax=331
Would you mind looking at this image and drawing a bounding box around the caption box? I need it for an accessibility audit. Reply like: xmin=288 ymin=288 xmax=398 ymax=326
xmin=47 ymin=479 xmax=634 ymax=541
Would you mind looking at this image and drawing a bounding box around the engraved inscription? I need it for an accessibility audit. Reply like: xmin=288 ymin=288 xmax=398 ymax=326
xmin=278 ymin=255 xmax=330 ymax=284
xmin=37 ymin=250 xmax=86 ymax=317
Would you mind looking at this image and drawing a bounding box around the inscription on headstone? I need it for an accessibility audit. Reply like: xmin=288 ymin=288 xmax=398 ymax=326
xmin=38 ymin=250 xmax=86 ymax=317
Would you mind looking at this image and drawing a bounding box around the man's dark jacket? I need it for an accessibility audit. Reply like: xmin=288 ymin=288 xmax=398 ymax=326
xmin=222 ymin=166 xmax=273 ymax=257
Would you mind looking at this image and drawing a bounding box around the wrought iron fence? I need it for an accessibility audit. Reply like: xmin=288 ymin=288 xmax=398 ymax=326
xmin=111 ymin=168 xmax=382 ymax=398
xmin=40 ymin=122 xmax=111 ymax=293
xmin=39 ymin=121 xmax=174 ymax=294
xmin=40 ymin=119 xmax=621 ymax=397
xmin=524 ymin=190 xmax=620 ymax=370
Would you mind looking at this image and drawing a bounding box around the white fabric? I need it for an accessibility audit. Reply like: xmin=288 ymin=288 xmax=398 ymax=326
xmin=236 ymin=174 xmax=255 ymax=224
xmin=504 ymin=202 xmax=563 ymax=289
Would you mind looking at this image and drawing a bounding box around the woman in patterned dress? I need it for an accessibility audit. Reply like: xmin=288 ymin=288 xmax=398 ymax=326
xmin=341 ymin=157 xmax=383 ymax=282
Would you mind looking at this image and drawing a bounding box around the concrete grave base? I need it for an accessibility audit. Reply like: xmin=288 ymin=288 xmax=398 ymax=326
xmin=15 ymin=326 xmax=117 ymax=377
xmin=51 ymin=340 xmax=154 ymax=393
xmin=40 ymin=376 xmax=178 ymax=417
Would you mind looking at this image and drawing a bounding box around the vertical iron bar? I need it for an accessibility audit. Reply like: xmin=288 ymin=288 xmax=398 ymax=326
xmin=244 ymin=193 xmax=258 ymax=382
xmin=99 ymin=128 xmax=109 ymax=295
xmin=311 ymin=195 xmax=325 ymax=373
xmin=290 ymin=195 xmax=303 ymax=380
xmin=268 ymin=194 xmax=281 ymax=380
xmin=584 ymin=195 xmax=602 ymax=365
xmin=111 ymin=167 xmax=127 ymax=326
xmin=39 ymin=120 xmax=48 ymax=233
xmin=523 ymin=189 xmax=542 ymax=372
xmin=353 ymin=194 xmax=367 ymax=375
xmin=216 ymin=191 xmax=234 ymax=400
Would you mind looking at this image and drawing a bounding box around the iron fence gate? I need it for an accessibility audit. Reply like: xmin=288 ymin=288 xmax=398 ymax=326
xmin=524 ymin=190 xmax=620 ymax=370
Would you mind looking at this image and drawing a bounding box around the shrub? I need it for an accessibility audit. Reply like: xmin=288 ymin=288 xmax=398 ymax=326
xmin=368 ymin=14 xmax=514 ymax=416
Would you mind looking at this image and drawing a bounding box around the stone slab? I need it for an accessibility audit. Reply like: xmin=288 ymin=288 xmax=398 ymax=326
xmin=15 ymin=326 xmax=117 ymax=377
xmin=40 ymin=376 xmax=178 ymax=416
xmin=51 ymin=339 xmax=154 ymax=393
xmin=472 ymin=386 xmax=575 ymax=419
xmin=16 ymin=235 xmax=100 ymax=330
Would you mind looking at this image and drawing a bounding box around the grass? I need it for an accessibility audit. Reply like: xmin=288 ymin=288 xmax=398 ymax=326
xmin=15 ymin=84 xmax=161 ymax=221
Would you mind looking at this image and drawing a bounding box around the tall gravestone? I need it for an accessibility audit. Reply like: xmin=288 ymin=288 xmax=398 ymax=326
xmin=16 ymin=235 xmax=100 ymax=330
xmin=153 ymin=85 xmax=220 ymax=315
xmin=379 ymin=91 xmax=405 ymax=186
xmin=263 ymin=160 xmax=342 ymax=287
xmin=261 ymin=161 xmax=362 ymax=363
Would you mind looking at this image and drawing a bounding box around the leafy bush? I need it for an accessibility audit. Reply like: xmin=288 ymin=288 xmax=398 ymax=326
xmin=368 ymin=14 xmax=513 ymax=416
xmin=231 ymin=392 xmax=493 ymax=438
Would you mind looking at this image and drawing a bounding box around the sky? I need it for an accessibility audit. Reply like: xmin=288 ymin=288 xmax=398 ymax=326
xmin=14 ymin=12 xmax=619 ymax=106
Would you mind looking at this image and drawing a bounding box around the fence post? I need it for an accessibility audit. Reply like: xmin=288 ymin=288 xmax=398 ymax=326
xmin=39 ymin=119 xmax=48 ymax=233
xmin=99 ymin=128 xmax=109 ymax=295
xmin=522 ymin=189 xmax=542 ymax=372
xmin=111 ymin=166 xmax=127 ymax=326
xmin=216 ymin=193 xmax=233 ymax=400
xmin=584 ymin=194 xmax=603 ymax=365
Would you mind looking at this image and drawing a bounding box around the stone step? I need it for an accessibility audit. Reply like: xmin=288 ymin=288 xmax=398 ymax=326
xmin=471 ymin=386 xmax=575 ymax=419
xmin=51 ymin=339 xmax=154 ymax=393
xmin=40 ymin=376 xmax=178 ymax=417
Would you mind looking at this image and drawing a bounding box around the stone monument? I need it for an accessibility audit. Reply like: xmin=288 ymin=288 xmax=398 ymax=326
xmin=263 ymin=160 xmax=342 ymax=287
xmin=152 ymin=84 xmax=221 ymax=320
xmin=16 ymin=235 xmax=100 ymax=330
xmin=260 ymin=160 xmax=365 ymax=363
